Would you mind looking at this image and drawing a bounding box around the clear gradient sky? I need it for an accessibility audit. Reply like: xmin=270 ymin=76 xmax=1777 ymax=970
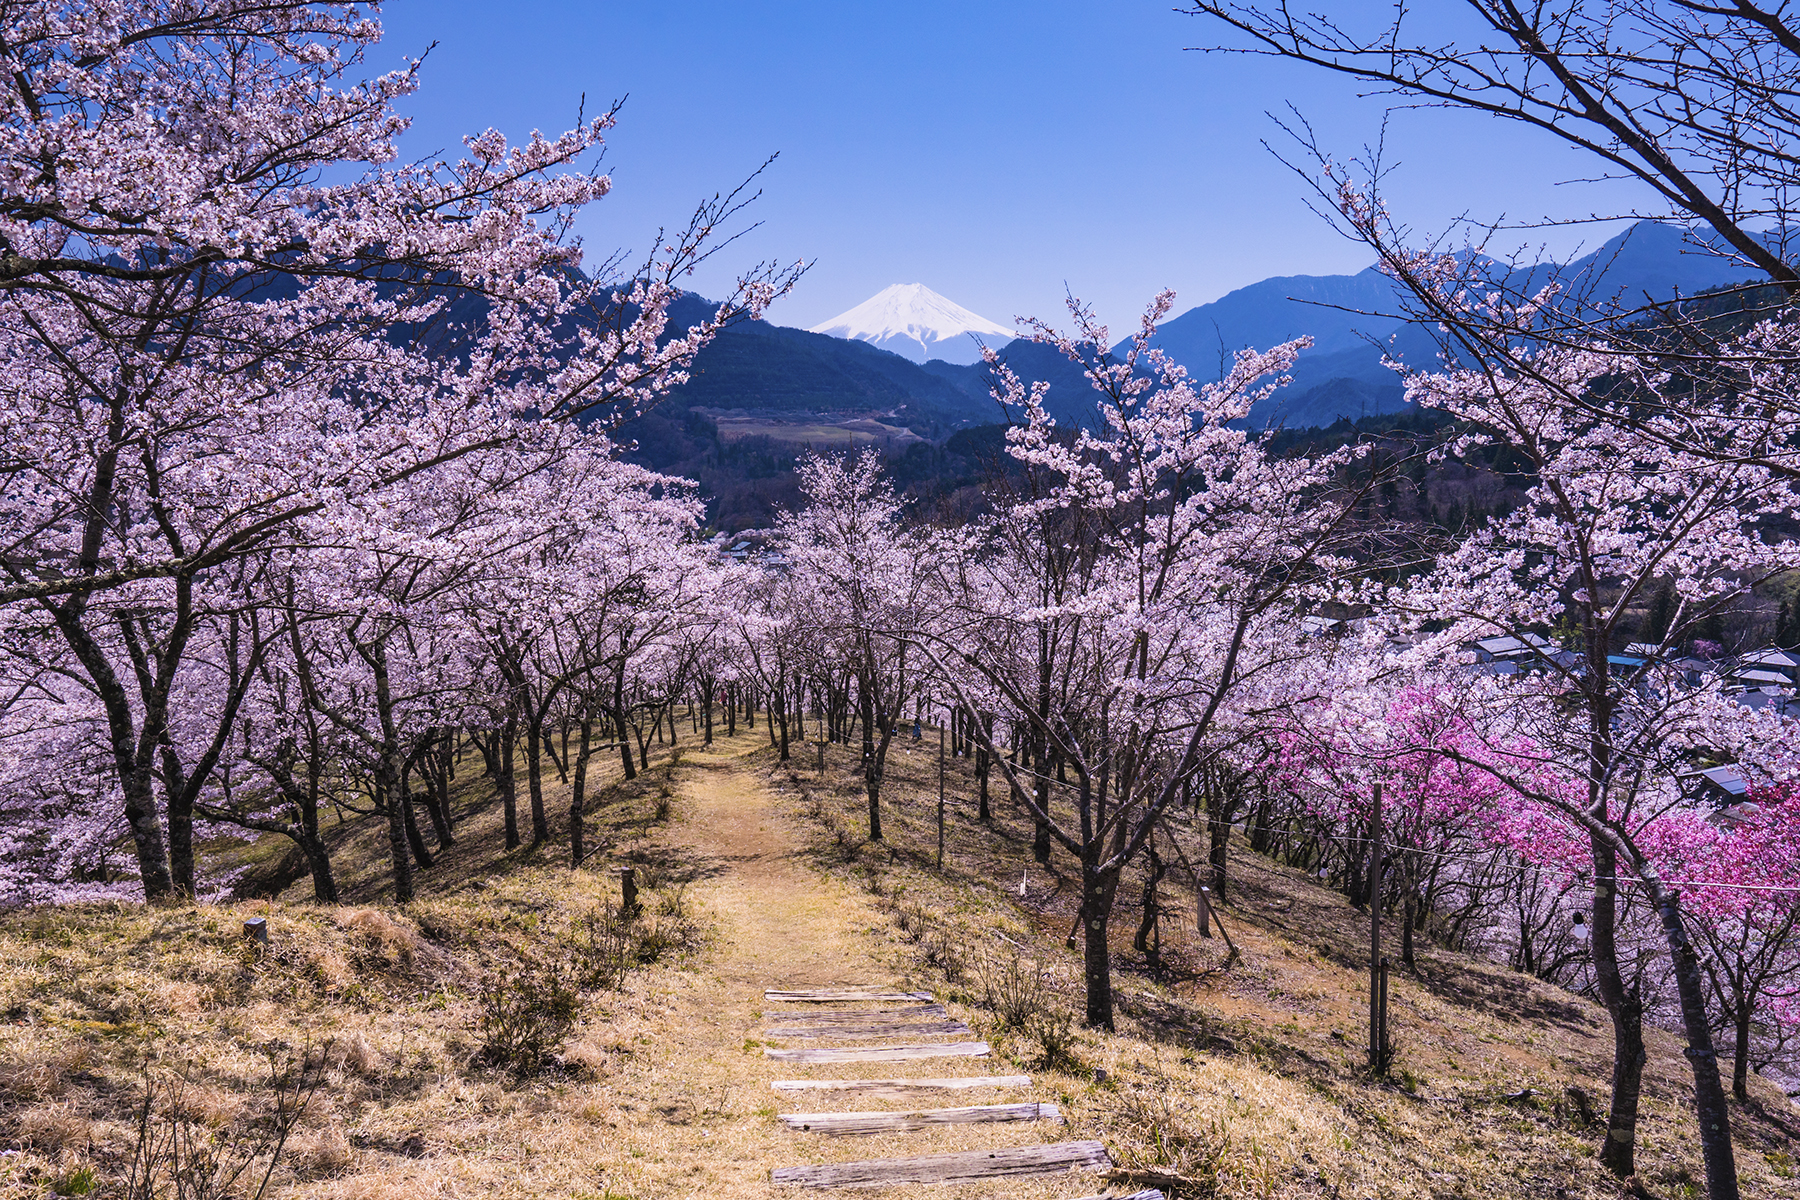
xmin=377 ymin=2 xmax=1653 ymax=334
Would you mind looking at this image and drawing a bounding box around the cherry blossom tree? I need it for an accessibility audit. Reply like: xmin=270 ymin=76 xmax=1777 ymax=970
xmin=1369 ymin=270 xmax=1800 ymax=1191
xmin=916 ymin=293 xmax=1386 ymax=1029
xmin=0 ymin=1 xmax=794 ymax=901
xmin=777 ymin=451 xmax=933 ymax=842
xmin=1647 ymin=786 xmax=1800 ymax=1101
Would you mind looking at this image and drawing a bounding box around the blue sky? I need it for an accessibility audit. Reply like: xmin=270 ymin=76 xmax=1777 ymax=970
xmin=378 ymin=2 xmax=1652 ymax=334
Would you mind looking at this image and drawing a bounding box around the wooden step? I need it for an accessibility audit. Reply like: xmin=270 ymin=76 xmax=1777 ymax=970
xmin=763 ymin=1017 xmax=973 ymax=1040
xmin=764 ymin=1041 xmax=990 ymax=1064
xmin=771 ymin=1075 xmax=1031 ymax=1100
xmin=768 ymin=1003 xmax=947 ymax=1024
xmin=779 ymin=1101 xmax=1060 ymax=1136
xmin=765 ymin=988 xmax=933 ymax=1003
xmin=771 ymin=1140 xmax=1112 ymax=1188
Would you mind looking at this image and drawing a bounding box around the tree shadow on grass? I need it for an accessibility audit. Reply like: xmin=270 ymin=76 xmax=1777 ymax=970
xmin=1226 ymin=852 xmax=1603 ymax=1039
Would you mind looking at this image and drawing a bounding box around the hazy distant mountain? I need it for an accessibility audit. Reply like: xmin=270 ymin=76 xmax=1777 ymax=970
xmin=648 ymin=221 xmax=1761 ymax=445
xmin=810 ymin=283 xmax=1014 ymax=364
xmin=639 ymin=294 xmax=984 ymax=427
xmin=1147 ymin=221 xmax=1756 ymax=428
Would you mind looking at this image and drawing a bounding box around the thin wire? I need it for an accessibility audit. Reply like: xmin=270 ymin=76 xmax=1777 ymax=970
xmin=930 ymin=743 xmax=1800 ymax=896
xmin=1224 ymin=818 xmax=1800 ymax=895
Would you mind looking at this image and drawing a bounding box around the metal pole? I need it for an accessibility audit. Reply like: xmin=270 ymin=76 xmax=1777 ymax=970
xmin=1367 ymin=781 xmax=1384 ymax=1073
xmin=936 ymin=711 xmax=946 ymax=869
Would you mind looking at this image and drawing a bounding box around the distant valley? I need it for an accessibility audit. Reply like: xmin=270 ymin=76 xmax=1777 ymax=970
xmin=618 ymin=222 xmax=1759 ymax=529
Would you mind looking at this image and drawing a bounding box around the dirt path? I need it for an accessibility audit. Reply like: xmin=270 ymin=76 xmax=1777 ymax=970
xmin=603 ymin=734 xmax=1080 ymax=1200
xmin=667 ymin=739 xmax=887 ymax=996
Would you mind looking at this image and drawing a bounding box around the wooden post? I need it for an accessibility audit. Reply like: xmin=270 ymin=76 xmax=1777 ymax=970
xmin=817 ymin=739 xmax=826 ymax=778
xmin=1366 ymin=781 xmax=1385 ymax=1074
xmin=1377 ymin=956 xmax=1390 ymax=1073
xmin=936 ymin=715 xmax=946 ymax=870
xmin=1196 ymin=886 xmax=1213 ymax=939
xmin=618 ymin=866 xmax=639 ymax=918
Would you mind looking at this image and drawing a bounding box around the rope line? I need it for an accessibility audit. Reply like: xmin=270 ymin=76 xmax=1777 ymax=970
xmin=1221 ymin=818 xmax=1800 ymax=895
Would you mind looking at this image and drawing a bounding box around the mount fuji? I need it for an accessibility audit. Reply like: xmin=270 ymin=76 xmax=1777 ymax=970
xmin=810 ymin=283 xmax=1014 ymax=364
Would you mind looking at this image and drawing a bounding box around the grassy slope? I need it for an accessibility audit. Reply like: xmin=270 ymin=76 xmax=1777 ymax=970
xmin=768 ymin=735 xmax=1800 ymax=1200
xmin=0 ymin=724 xmax=1794 ymax=1200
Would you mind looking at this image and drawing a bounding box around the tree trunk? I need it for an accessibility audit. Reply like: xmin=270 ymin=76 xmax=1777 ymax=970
xmin=1591 ymin=839 xmax=1645 ymax=1178
xmin=366 ymin=640 xmax=416 ymax=903
xmin=1733 ymin=999 xmax=1753 ymax=1102
xmin=860 ymin=678 xmax=882 ymax=841
xmin=1032 ymin=782 xmax=1052 ymax=866
xmin=1207 ymin=792 xmax=1230 ymax=899
xmin=1402 ymin=895 xmax=1416 ymax=968
xmin=297 ymin=827 xmax=338 ymax=904
xmin=776 ymin=684 xmax=790 ymax=760
xmin=55 ymin=611 xmax=176 ymax=900
xmin=499 ymin=716 xmax=520 ymax=850
xmin=1080 ymin=862 xmax=1120 ymax=1029
xmin=614 ymin=665 xmax=636 ymax=781
xmin=1133 ymin=838 xmax=1166 ymax=977
xmin=977 ymin=713 xmax=992 ymax=822
xmin=526 ymin=716 xmax=550 ymax=844
xmin=570 ymin=718 xmax=593 ymax=869
xmin=426 ymin=732 xmax=455 ymax=848
xmin=1656 ymin=891 xmax=1740 ymax=1200
xmin=402 ymin=788 xmax=434 ymax=868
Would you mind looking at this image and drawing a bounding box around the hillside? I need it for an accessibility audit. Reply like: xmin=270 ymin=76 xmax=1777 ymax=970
xmin=615 ymin=222 xmax=1759 ymax=533
xmin=0 ymin=726 xmax=1793 ymax=1199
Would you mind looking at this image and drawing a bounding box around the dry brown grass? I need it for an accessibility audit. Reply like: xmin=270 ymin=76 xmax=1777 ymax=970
xmin=768 ymin=732 xmax=1800 ymax=1200
xmin=0 ymin=720 xmax=1794 ymax=1200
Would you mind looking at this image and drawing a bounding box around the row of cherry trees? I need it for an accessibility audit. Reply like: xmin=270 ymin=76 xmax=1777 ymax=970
xmin=2 ymin=4 xmax=1798 ymax=1195
xmin=0 ymin=1 xmax=796 ymax=904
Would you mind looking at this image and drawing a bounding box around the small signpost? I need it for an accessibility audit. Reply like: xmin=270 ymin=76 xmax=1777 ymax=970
xmin=617 ymin=866 xmax=639 ymax=918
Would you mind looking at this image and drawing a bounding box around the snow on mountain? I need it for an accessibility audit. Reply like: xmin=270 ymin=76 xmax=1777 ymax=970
xmin=809 ymin=283 xmax=1014 ymax=364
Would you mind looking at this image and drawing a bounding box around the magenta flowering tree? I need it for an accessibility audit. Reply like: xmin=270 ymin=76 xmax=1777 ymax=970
xmin=1273 ymin=677 xmax=1542 ymax=960
xmin=1639 ymin=786 xmax=1800 ymax=1100
xmin=1362 ymin=263 xmax=1800 ymax=1187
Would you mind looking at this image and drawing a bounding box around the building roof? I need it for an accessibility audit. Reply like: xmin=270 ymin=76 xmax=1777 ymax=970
xmin=1681 ymin=765 xmax=1750 ymax=798
xmin=1472 ymin=633 xmax=1552 ymax=657
xmin=1741 ymin=648 xmax=1800 ymax=669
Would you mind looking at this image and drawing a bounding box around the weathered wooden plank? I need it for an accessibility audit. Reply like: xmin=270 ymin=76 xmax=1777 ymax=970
xmin=770 ymin=1140 xmax=1112 ymax=1188
xmin=769 ymin=1003 xmax=947 ymax=1024
xmin=764 ymin=1041 xmax=990 ymax=1064
xmin=765 ymin=988 xmax=933 ymax=1003
xmin=763 ymin=1018 xmax=973 ymax=1040
xmin=778 ymin=1102 xmax=1061 ymax=1136
xmin=770 ymin=1075 xmax=1031 ymax=1099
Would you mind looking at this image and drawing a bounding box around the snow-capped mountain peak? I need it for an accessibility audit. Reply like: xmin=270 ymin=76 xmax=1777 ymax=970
xmin=809 ymin=283 xmax=1013 ymax=364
